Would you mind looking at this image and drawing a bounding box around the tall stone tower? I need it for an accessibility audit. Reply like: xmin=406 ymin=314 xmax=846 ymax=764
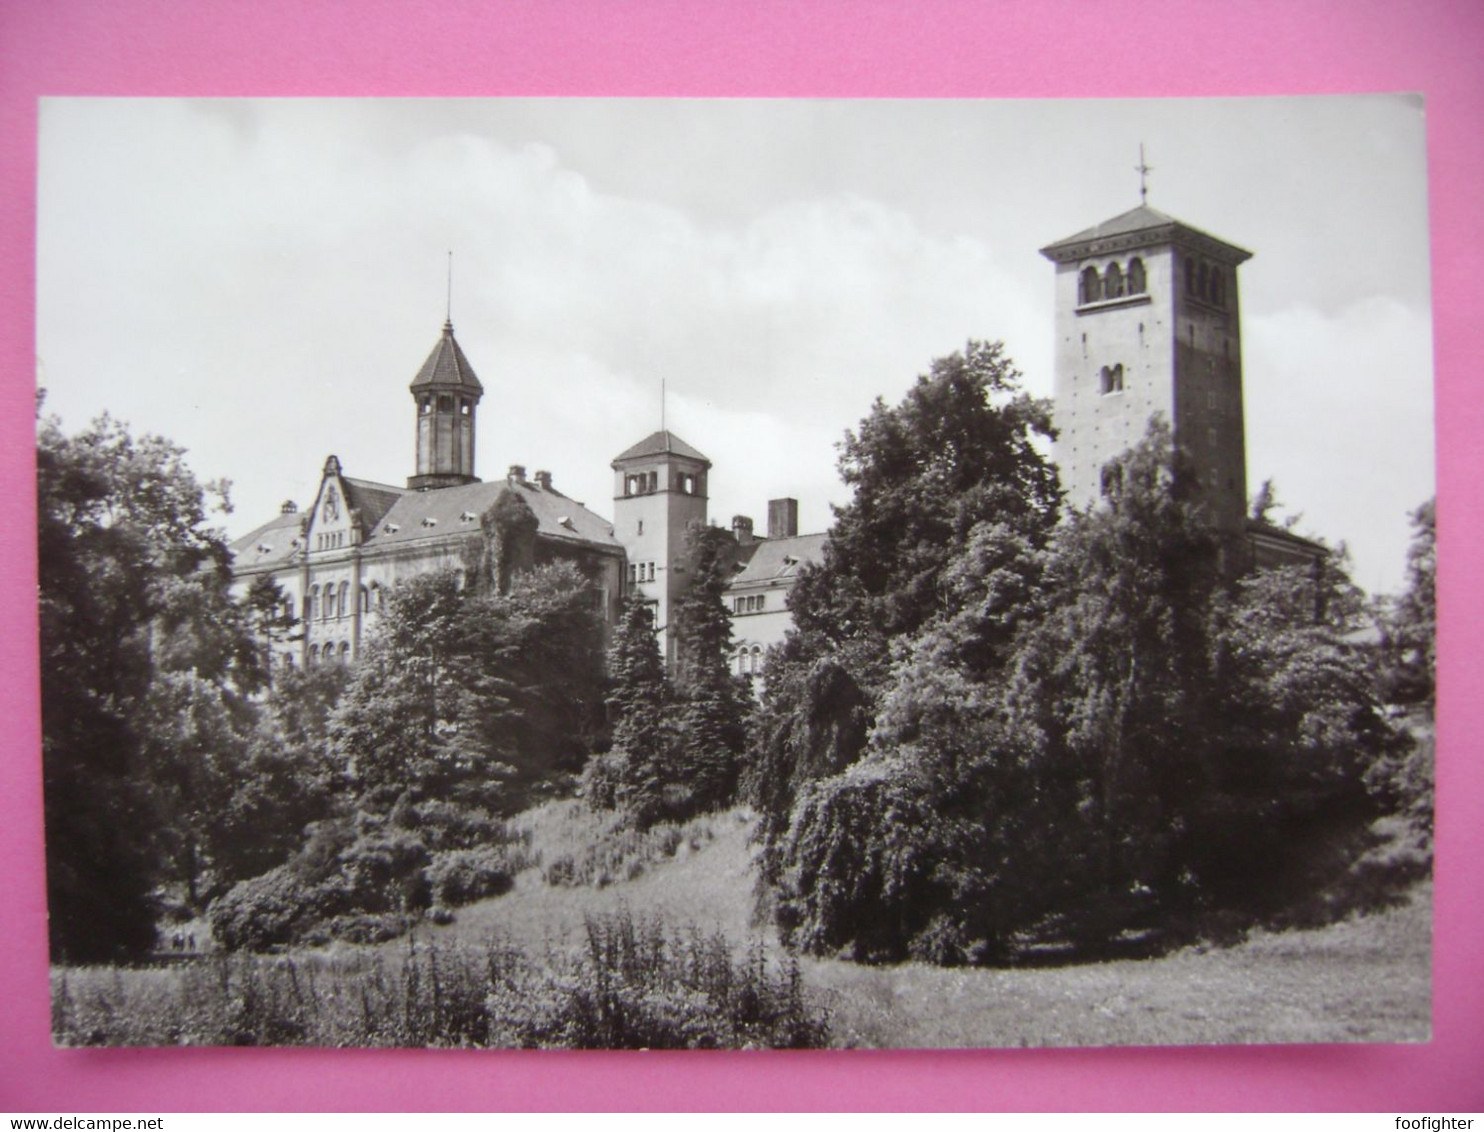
xmin=1039 ymin=204 xmax=1252 ymax=540
xmin=611 ymin=430 xmax=711 ymax=666
xmin=408 ymin=320 xmax=484 ymax=491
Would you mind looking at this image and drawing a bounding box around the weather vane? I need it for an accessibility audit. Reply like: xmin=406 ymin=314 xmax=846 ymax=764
xmin=1135 ymin=143 xmax=1153 ymax=204
xmin=446 ymin=250 xmax=453 ymax=324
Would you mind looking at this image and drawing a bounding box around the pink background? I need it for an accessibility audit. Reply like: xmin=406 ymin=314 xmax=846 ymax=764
xmin=1 ymin=0 xmax=1480 ymax=1112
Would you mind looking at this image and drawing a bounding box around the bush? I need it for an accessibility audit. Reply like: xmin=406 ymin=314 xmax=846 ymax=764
xmin=53 ymin=916 xmax=831 ymax=1049
xmin=426 ymin=846 xmax=519 ymax=907
xmin=209 ymin=866 xmax=317 ymax=952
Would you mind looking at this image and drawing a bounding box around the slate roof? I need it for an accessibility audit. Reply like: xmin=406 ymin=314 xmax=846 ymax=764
xmin=230 ymin=509 xmax=305 ymax=572
xmin=409 ymin=321 xmax=484 ymax=394
xmin=1040 ymin=204 xmax=1252 ymax=263
xmin=1246 ymin=517 xmax=1326 ymax=554
xmin=611 ymin=430 xmax=710 ymax=466
xmin=342 ymin=477 xmax=405 ymax=530
xmin=727 ymin=532 xmax=828 ymax=588
xmin=363 ymin=478 xmax=621 ymax=553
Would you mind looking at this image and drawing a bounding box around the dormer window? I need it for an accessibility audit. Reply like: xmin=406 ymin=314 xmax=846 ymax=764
xmin=384 ymin=522 xmax=400 ymax=534
xmin=460 ymin=510 xmax=478 ymax=522
xmin=420 ymin=516 xmax=437 ymax=528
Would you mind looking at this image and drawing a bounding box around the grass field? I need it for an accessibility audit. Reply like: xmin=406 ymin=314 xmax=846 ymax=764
xmin=412 ymin=803 xmax=1431 ymax=1048
xmin=53 ymin=804 xmax=1431 ymax=1048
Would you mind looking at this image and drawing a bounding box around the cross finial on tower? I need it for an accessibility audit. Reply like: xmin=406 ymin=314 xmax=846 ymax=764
xmin=445 ymin=250 xmax=453 ymax=327
xmin=1135 ymin=143 xmax=1153 ymax=204
xmin=661 ymin=378 xmax=667 ymax=431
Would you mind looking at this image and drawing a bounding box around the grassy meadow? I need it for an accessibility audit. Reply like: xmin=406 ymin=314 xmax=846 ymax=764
xmin=52 ymin=804 xmax=1431 ymax=1049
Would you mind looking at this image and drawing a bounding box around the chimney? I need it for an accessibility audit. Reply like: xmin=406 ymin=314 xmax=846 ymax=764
xmin=535 ymin=470 xmax=553 ymax=491
xmin=731 ymin=515 xmax=755 ymax=544
xmin=767 ymin=497 xmax=798 ymax=539
xmin=280 ymin=499 xmax=298 ymax=514
xmin=507 ymin=464 xmax=526 ymax=485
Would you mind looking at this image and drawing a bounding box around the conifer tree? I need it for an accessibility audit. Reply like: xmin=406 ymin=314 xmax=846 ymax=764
xmin=671 ymin=523 xmax=749 ymax=815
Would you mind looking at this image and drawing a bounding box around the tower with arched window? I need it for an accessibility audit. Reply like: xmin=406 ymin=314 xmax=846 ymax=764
xmin=611 ymin=430 xmax=711 ymax=667
xmin=408 ymin=319 xmax=484 ymax=491
xmin=1040 ymin=203 xmax=1252 ymax=540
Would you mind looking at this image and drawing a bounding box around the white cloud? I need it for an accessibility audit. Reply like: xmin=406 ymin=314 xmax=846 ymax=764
xmin=1246 ymin=297 xmax=1434 ymax=592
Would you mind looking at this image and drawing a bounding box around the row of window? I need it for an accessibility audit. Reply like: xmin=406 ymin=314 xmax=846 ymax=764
xmin=732 ymin=594 xmax=767 ymax=614
xmin=315 ymin=531 xmax=348 ymax=551
xmin=305 ymin=582 xmax=385 ymax=621
xmin=622 ymin=471 xmax=702 ymax=496
xmin=305 ymin=641 xmax=353 ymax=666
xmin=419 ymin=394 xmax=474 ymax=416
xmin=628 ymin=561 xmax=657 ymax=584
xmin=1079 ymin=258 xmax=1148 ymax=305
xmin=1185 ymin=257 xmax=1228 ymax=308
xmin=1079 ymin=255 xmax=1232 ymax=310
xmin=734 ymin=645 xmax=764 ymax=676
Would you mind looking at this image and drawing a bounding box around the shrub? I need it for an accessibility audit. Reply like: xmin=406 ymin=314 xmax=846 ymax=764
xmin=53 ymin=916 xmax=831 ymax=1049
xmin=426 ymin=846 xmax=518 ymax=907
xmin=209 ymin=865 xmax=316 ymax=952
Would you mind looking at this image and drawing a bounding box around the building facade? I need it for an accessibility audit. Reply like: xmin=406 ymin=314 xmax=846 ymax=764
xmin=230 ymin=322 xmax=825 ymax=672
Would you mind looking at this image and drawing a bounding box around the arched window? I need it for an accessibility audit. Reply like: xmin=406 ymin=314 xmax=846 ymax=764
xmin=338 ymin=581 xmax=350 ymax=618
xmin=1127 ymin=257 xmax=1146 ymax=294
xmin=340 ymin=641 xmax=352 ymax=664
xmin=1210 ymin=267 xmax=1225 ymax=308
xmin=751 ymin=645 xmax=763 ymax=675
xmin=309 ymin=585 xmax=319 ymax=620
xmin=735 ymin=648 xmax=747 ymax=676
xmin=1103 ymin=262 xmax=1124 ymax=300
xmin=1080 ymin=266 xmax=1100 ymax=305
xmin=1185 ymin=258 xmax=1196 ymax=296
xmin=359 ymin=586 xmax=370 ymax=614
xmin=309 ymin=644 xmax=320 ymax=666
xmin=1100 ymin=363 xmax=1124 ymax=394
xmin=1198 ymin=262 xmax=1211 ymax=303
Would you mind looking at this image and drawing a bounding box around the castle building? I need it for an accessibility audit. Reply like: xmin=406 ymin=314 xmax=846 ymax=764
xmin=1040 ymin=202 xmax=1321 ymax=569
xmin=229 ymin=320 xmax=824 ymax=672
xmin=233 ymin=195 xmax=1311 ymax=673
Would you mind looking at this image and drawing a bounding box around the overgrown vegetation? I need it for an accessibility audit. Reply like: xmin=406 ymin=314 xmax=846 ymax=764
xmin=54 ymin=912 xmax=828 ymax=1049
xmin=751 ymin=345 xmax=1430 ymax=965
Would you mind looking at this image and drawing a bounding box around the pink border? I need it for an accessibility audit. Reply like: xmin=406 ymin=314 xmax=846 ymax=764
xmin=2 ymin=0 xmax=1480 ymax=1112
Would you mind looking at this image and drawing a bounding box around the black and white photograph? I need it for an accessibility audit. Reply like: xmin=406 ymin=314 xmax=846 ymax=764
xmin=36 ymin=96 xmax=1434 ymax=1049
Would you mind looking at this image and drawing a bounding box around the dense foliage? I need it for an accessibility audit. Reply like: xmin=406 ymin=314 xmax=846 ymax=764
xmin=38 ymin=411 xmax=263 ymax=960
xmin=759 ymin=360 xmax=1418 ymax=963
xmin=586 ymin=525 xmax=749 ymax=826
xmin=331 ymin=563 xmax=607 ymax=816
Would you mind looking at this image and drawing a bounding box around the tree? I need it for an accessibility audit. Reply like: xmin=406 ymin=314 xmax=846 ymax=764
xmin=38 ymin=411 xmax=239 ymax=960
xmin=790 ymin=339 xmax=1060 ymax=659
xmin=1382 ymin=498 xmax=1436 ymax=710
xmin=750 ymin=341 xmax=1059 ymax=843
xmin=331 ymin=562 xmax=607 ymax=816
xmin=670 ymin=524 xmax=750 ymax=816
xmin=1003 ymin=422 xmax=1224 ymax=932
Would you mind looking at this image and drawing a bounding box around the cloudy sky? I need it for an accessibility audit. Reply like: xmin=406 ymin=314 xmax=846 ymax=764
xmin=36 ymin=96 xmax=1433 ymax=594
